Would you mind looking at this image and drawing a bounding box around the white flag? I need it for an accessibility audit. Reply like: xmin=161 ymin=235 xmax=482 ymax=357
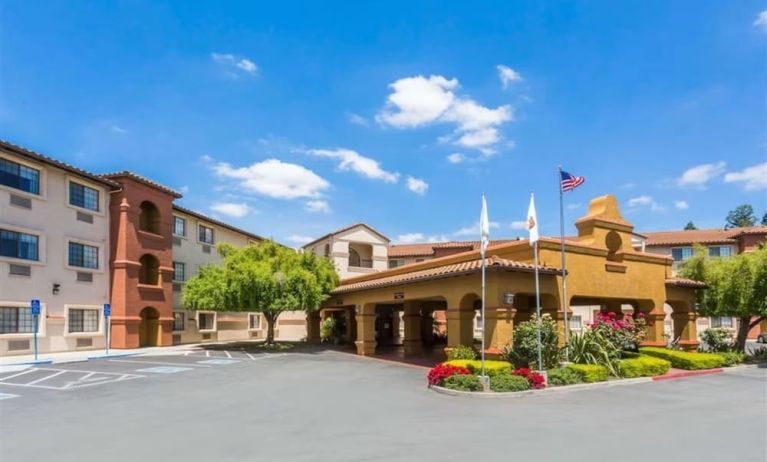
xmin=480 ymin=194 xmax=490 ymax=257
xmin=527 ymin=193 xmax=539 ymax=246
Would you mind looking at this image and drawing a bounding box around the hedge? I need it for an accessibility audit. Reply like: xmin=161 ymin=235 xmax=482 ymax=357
xmin=716 ymin=351 xmax=745 ymax=367
xmin=639 ymin=347 xmax=725 ymax=370
xmin=618 ymin=355 xmax=671 ymax=378
xmin=443 ymin=374 xmax=483 ymax=391
xmin=444 ymin=360 xmax=512 ymax=377
xmin=566 ymin=364 xmax=609 ymax=383
xmin=547 ymin=367 xmax=583 ymax=386
xmin=489 ymin=374 xmax=530 ymax=392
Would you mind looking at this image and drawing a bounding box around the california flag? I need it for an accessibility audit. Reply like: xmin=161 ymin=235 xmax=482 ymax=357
xmin=480 ymin=194 xmax=490 ymax=257
xmin=527 ymin=193 xmax=539 ymax=246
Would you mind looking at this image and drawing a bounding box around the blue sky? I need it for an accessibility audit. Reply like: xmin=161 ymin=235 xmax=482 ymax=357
xmin=2 ymin=1 xmax=765 ymax=246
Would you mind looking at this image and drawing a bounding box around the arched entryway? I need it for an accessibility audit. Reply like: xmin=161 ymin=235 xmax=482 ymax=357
xmin=139 ymin=306 xmax=161 ymax=347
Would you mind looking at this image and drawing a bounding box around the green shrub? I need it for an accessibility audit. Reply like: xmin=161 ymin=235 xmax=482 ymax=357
xmin=547 ymin=367 xmax=583 ymax=386
xmin=621 ymin=351 xmax=640 ymax=359
xmin=567 ymin=330 xmax=620 ymax=377
xmin=747 ymin=346 xmax=767 ymax=362
xmin=618 ymin=355 xmax=671 ymax=378
xmin=489 ymin=374 xmax=530 ymax=392
xmin=716 ymin=351 xmax=746 ymax=367
xmin=444 ymin=360 xmax=512 ymax=377
xmin=504 ymin=314 xmax=560 ymax=369
xmin=319 ymin=317 xmax=336 ymax=342
xmin=699 ymin=328 xmax=734 ymax=353
xmin=566 ymin=364 xmax=609 ymax=383
xmin=442 ymin=373 xmax=483 ymax=392
xmin=446 ymin=344 xmax=477 ymax=360
xmin=639 ymin=347 xmax=725 ymax=370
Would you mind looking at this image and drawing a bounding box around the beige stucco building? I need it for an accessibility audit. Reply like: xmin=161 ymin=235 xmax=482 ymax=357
xmin=302 ymin=223 xmax=390 ymax=278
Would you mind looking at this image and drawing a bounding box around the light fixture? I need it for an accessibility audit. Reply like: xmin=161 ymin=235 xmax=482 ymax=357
xmin=52 ymin=283 xmax=61 ymax=295
xmin=502 ymin=292 xmax=515 ymax=306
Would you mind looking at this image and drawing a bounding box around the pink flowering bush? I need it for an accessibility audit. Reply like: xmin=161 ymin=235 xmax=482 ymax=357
xmin=588 ymin=311 xmax=648 ymax=352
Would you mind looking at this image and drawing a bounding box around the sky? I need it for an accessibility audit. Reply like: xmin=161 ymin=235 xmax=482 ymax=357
xmin=1 ymin=1 xmax=765 ymax=247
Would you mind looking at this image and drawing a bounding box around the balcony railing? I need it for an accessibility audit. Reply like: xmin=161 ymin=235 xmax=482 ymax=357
xmin=349 ymin=259 xmax=373 ymax=268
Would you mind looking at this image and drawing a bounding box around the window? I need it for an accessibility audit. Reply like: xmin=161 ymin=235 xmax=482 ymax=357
xmin=569 ymin=315 xmax=583 ymax=330
xmin=198 ymin=225 xmax=215 ymax=244
xmin=388 ymin=259 xmax=403 ymax=269
xmin=708 ymin=246 xmax=733 ymax=258
xmin=0 ymin=229 xmax=39 ymax=261
xmin=0 ymin=158 xmax=40 ymax=194
xmin=248 ymin=313 xmax=261 ymax=330
xmin=68 ymin=242 xmax=99 ymax=269
xmin=173 ymin=262 xmax=185 ymax=282
xmin=173 ymin=312 xmax=185 ymax=331
xmin=68 ymin=308 xmax=99 ymax=333
xmin=198 ymin=312 xmax=215 ymax=331
xmin=711 ymin=316 xmax=734 ymax=329
xmin=0 ymin=306 xmax=37 ymax=334
xmin=69 ymin=181 xmax=99 ymax=211
xmin=139 ymin=201 xmax=161 ymax=234
xmin=671 ymin=247 xmax=693 ymax=262
xmin=173 ymin=216 xmax=186 ymax=237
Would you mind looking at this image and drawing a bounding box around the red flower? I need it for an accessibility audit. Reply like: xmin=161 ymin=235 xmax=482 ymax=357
xmin=427 ymin=363 xmax=470 ymax=386
xmin=512 ymin=367 xmax=546 ymax=389
xmin=607 ymin=312 xmax=616 ymax=318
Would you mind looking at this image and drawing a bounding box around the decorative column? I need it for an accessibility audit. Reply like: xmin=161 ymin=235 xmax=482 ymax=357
xmin=402 ymin=302 xmax=422 ymax=356
xmin=485 ymin=306 xmax=516 ymax=350
xmin=355 ymin=304 xmax=377 ymax=356
xmin=672 ymin=311 xmax=699 ymax=351
xmin=446 ymin=308 xmax=474 ymax=348
xmin=306 ymin=310 xmax=321 ymax=343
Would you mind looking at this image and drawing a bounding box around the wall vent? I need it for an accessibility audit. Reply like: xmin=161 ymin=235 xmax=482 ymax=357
xmin=202 ymin=245 xmax=212 ymax=254
xmin=8 ymin=340 xmax=30 ymax=351
xmin=173 ymin=236 xmax=182 ymax=246
xmin=77 ymin=272 xmax=93 ymax=282
xmin=76 ymin=211 xmax=94 ymax=223
xmin=202 ymin=333 xmax=212 ymax=340
xmin=9 ymin=194 xmax=32 ymax=209
xmin=76 ymin=338 xmax=93 ymax=348
xmin=9 ymin=264 xmax=31 ymax=277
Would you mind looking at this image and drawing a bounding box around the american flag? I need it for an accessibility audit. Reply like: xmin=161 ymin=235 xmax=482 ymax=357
xmin=560 ymin=170 xmax=585 ymax=192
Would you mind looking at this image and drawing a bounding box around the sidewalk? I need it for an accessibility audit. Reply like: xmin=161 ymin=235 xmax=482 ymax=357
xmin=0 ymin=344 xmax=199 ymax=366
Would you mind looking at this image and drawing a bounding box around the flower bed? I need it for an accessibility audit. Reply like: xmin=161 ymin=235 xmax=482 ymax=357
xmin=639 ymin=347 xmax=725 ymax=370
xmin=427 ymin=360 xmax=545 ymax=394
xmin=566 ymin=364 xmax=609 ymax=383
xmin=444 ymin=359 xmax=512 ymax=376
xmin=618 ymin=355 xmax=671 ymax=378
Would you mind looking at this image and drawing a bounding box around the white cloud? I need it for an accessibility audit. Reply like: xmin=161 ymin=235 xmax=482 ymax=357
xmin=567 ymin=203 xmax=582 ymax=210
xmin=497 ymin=65 xmax=523 ymax=89
xmin=109 ymin=124 xmax=126 ymax=134
xmin=347 ymin=112 xmax=369 ymax=126
xmin=754 ymin=10 xmax=767 ymax=29
xmin=627 ymin=195 xmax=653 ymax=207
xmin=454 ymin=221 xmax=500 ymax=237
xmin=676 ymin=161 xmax=726 ymax=187
xmin=674 ymin=200 xmax=689 ymax=210
xmin=376 ymin=74 xmax=513 ymax=152
xmin=210 ymin=202 xmax=252 ymax=218
xmin=620 ymin=182 xmax=636 ymax=190
xmin=724 ymin=162 xmax=767 ymax=191
xmin=287 ymin=234 xmax=314 ymax=245
xmin=406 ymin=176 xmax=428 ymax=195
xmin=447 ymin=153 xmax=465 ymax=164
xmin=213 ymin=159 xmax=329 ymax=199
xmin=396 ymin=233 xmax=425 ymax=244
xmin=509 ymin=221 xmax=527 ymax=230
xmin=305 ymin=199 xmax=331 ymax=213
xmin=211 ymin=52 xmax=258 ymax=76
xmin=306 ymin=148 xmax=399 ymax=183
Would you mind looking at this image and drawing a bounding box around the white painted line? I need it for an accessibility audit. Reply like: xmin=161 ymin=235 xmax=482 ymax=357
xmin=225 ymin=351 xmax=232 ymax=358
xmin=206 ymin=351 xmax=210 ymax=357
xmin=197 ymin=359 xmax=239 ymax=365
xmin=26 ymin=370 xmax=67 ymax=385
xmin=244 ymin=352 xmax=256 ymax=360
xmin=108 ymin=359 xmax=211 ymax=368
xmin=136 ymin=366 xmax=193 ymax=374
xmin=0 ymin=369 xmax=37 ymax=381
xmin=0 ymin=392 xmax=20 ymax=400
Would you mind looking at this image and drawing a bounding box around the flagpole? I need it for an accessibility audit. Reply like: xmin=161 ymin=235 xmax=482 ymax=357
xmin=558 ymin=165 xmax=570 ymax=362
xmin=480 ymin=194 xmax=487 ymax=379
xmin=534 ymin=239 xmax=543 ymax=371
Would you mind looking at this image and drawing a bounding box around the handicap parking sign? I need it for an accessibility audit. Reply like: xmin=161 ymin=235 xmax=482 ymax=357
xmin=30 ymin=299 xmax=40 ymax=316
xmin=103 ymin=303 xmax=111 ymax=317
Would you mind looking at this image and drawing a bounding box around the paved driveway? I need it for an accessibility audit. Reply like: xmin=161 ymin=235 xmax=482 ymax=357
xmin=1 ymin=348 xmax=765 ymax=462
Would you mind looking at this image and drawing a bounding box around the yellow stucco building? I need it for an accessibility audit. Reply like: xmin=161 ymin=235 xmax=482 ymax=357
xmin=307 ymin=195 xmax=705 ymax=356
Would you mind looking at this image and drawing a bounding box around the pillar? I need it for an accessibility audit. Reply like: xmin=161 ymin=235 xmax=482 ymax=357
xmin=485 ymin=307 xmax=516 ymax=350
xmin=672 ymin=311 xmax=699 ymax=351
xmin=355 ymin=304 xmax=376 ymax=356
xmin=306 ymin=311 xmax=321 ymax=343
xmin=637 ymin=300 xmax=666 ymax=347
xmin=402 ymin=302 xmax=422 ymax=356
xmin=446 ymin=308 xmax=474 ymax=348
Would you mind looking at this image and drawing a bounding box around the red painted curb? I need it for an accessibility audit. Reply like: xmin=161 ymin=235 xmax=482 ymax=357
xmin=652 ymin=368 xmax=724 ymax=381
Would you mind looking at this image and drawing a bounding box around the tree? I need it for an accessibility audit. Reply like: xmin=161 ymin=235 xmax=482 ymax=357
xmin=679 ymin=245 xmax=767 ymax=351
xmin=182 ymin=240 xmax=339 ymax=344
xmin=684 ymin=221 xmax=697 ymax=230
xmin=762 ymin=213 xmax=767 ymax=226
xmin=725 ymin=204 xmax=756 ymax=229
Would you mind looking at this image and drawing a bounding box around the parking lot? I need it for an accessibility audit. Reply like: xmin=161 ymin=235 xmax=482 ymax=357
xmin=1 ymin=346 xmax=765 ymax=462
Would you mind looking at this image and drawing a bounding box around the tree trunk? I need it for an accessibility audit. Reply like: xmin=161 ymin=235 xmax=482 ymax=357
xmin=264 ymin=313 xmax=277 ymax=345
xmin=735 ymin=316 xmax=758 ymax=351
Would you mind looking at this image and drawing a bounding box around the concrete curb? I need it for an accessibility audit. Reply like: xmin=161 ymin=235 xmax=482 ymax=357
xmin=722 ymin=363 xmax=767 ymax=373
xmin=430 ymin=377 xmax=652 ymax=398
xmin=652 ymin=368 xmax=723 ymax=381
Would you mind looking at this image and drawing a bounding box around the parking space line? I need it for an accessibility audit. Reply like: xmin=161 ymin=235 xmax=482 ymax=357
xmin=225 ymin=351 xmax=232 ymax=358
xmin=206 ymin=351 xmax=210 ymax=357
xmin=243 ymin=351 xmax=256 ymax=360
xmin=0 ymin=369 xmax=36 ymax=381
xmin=26 ymin=370 xmax=66 ymax=385
xmin=108 ymin=359 xmax=212 ymax=368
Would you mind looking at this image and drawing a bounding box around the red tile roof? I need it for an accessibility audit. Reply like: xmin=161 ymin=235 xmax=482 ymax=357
xmin=643 ymin=227 xmax=766 ymax=246
xmin=101 ymin=171 xmax=183 ymax=198
xmin=172 ymin=204 xmax=265 ymax=242
xmin=332 ymin=255 xmax=558 ymax=294
xmin=388 ymin=239 xmax=519 ymax=258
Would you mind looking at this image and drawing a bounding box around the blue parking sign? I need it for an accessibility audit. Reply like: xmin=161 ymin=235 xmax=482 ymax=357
xmin=103 ymin=303 xmax=111 ymax=317
xmin=30 ymin=299 xmax=41 ymax=316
